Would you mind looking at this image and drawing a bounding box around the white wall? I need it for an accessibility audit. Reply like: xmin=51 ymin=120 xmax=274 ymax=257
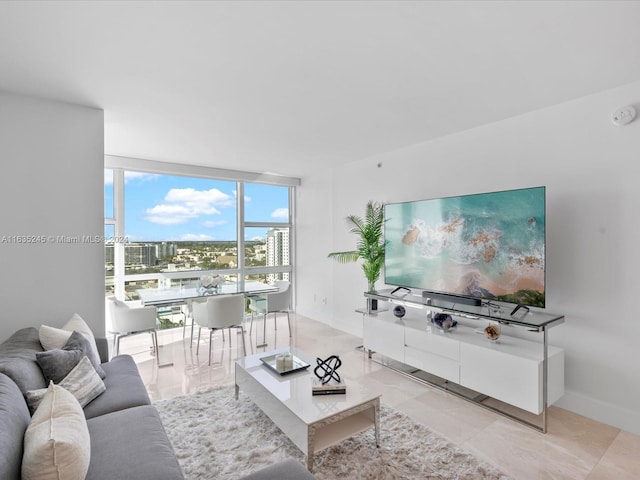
xmin=295 ymin=170 xmax=334 ymax=323
xmin=297 ymin=80 xmax=640 ymax=434
xmin=0 ymin=92 xmax=104 ymax=341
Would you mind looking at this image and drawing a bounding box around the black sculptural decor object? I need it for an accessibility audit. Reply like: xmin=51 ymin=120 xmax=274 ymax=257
xmin=312 ymin=355 xmax=346 ymax=395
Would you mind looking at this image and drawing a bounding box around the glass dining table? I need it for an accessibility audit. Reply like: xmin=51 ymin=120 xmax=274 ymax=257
xmin=137 ymin=281 xmax=277 ymax=307
xmin=137 ymin=281 xmax=278 ymax=348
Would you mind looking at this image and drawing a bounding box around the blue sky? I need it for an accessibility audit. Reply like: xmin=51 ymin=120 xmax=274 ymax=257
xmin=105 ymin=171 xmax=288 ymax=242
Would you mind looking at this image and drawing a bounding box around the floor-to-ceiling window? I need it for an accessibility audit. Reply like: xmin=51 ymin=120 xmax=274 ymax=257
xmin=104 ymin=157 xmax=298 ymax=310
xmin=243 ymin=182 xmax=292 ymax=285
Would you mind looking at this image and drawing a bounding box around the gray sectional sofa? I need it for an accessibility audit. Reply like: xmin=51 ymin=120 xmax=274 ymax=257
xmin=0 ymin=327 xmax=184 ymax=480
xmin=0 ymin=326 xmax=315 ymax=480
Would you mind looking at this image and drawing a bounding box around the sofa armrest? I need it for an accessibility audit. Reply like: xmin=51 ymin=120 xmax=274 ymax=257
xmin=95 ymin=337 xmax=110 ymax=363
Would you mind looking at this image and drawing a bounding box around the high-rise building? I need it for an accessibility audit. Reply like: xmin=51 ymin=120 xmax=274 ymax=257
xmin=128 ymin=244 xmax=157 ymax=266
xmin=266 ymin=228 xmax=289 ymax=283
xmin=105 ymin=243 xmax=158 ymax=266
xmin=155 ymin=242 xmax=177 ymax=260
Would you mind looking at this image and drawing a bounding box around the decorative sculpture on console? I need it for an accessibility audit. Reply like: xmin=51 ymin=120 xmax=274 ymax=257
xmin=312 ymin=355 xmax=346 ymax=395
xmin=314 ymin=355 xmax=342 ymax=385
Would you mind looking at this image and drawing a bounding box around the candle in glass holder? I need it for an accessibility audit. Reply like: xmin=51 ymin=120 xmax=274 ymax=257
xmin=275 ymin=354 xmax=285 ymax=371
xmin=284 ymin=353 xmax=293 ymax=370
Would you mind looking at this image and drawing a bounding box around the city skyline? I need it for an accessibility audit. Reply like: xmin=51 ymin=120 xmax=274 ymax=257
xmin=105 ymin=171 xmax=289 ymax=242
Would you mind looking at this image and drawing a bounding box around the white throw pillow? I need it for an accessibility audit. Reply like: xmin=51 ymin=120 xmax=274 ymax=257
xmin=39 ymin=324 xmax=74 ymax=351
xmin=26 ymin=356 xmax=106 ymax=413
xmin=22 ymin=382 xmax=91 ymax=480
xmin=63 ymin=313 xmax=100 ymax=354
xmin=39 ymin=313 xmax=102 ymax=368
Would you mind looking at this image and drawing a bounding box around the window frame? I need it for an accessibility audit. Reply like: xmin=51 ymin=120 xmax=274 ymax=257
xmin=104 ymin=155 xmax=298 ymax=301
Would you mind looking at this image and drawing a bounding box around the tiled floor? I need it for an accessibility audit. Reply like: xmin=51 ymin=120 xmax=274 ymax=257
xmin=119 ymin=314 xmax=640 ymax=480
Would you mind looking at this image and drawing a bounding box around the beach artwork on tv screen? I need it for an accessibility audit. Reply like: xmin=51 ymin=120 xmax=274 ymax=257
xmin=384 ymin=186 xmax=545 ymax=308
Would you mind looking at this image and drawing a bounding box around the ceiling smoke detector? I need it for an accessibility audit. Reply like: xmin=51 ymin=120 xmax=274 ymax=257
xmin=611 ymin=106 xmax=636 ymax=126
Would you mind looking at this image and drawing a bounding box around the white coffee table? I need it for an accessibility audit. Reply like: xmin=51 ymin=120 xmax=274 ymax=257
xmin=235 ymin=348 xmax=380 ymax=471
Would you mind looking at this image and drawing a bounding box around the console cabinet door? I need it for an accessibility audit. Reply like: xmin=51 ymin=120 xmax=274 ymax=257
xmin=363 ymin=316 xmax=405 ymax=362
xmin=404 ymin=328 xmax=460 ymax=383
xmin=460 ymin=343 xmax=541 ymax=414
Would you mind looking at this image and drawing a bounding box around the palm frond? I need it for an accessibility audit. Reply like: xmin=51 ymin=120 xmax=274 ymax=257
xmin=346 ymin=215 xmax=366 ymax=236
xmin=327 ymin=250 xmax=360 ymax=263
xmin=328 ymin=201 xmax=387 ymax=291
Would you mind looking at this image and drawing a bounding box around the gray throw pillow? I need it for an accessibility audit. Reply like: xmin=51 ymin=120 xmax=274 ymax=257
xmin=36 ymin=348 xmax=84 ymax=384
xmin=62 ymin=330 xmax=106 ymax=379
xmin=26 ymin=356 xmax=106 ymax=413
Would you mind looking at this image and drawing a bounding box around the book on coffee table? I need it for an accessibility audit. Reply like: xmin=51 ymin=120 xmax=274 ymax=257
xmin=312 ymin=377 xmax=347 ymax=395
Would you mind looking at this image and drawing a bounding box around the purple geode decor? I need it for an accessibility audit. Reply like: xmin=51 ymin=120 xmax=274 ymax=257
xmin=393 ymin=305 xmax=406 ymax=318
xmin=431 ymin=313 xmax=457 ymax=331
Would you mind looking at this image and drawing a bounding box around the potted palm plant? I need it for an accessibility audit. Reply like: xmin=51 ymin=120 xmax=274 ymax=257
xmin=328 ymin=201 xmax=386 ymax=311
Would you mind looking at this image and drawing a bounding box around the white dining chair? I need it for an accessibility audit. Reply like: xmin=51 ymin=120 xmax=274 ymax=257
xmin=106 ymin=296 xmax=159 ymax=363
xmin=192 ymin=294 xmax=247 ymax=365
xmin=249 ymin=280 xmax=292 ymax=338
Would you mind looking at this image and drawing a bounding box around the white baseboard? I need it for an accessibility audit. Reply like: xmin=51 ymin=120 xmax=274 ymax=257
xmin=554 ymin=389 xmax=640 ymax=436
xmin=295 ymin=308 xmax=362 ymax=338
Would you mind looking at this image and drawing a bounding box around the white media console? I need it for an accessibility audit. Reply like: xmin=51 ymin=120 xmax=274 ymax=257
xmin=362 ymin=289 xmax=565 ymax=432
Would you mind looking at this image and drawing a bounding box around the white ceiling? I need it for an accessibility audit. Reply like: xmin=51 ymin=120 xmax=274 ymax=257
xmin=1 ymin=1 xmax=640 ymax=178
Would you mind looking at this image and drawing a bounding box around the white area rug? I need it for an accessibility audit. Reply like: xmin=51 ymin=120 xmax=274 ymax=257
xmin=154 ymin=386 xmax=509 ymax=480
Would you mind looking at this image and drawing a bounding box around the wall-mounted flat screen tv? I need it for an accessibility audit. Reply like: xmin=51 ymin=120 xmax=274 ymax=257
xmin=384 ymin=186 xmax=545 ymax=308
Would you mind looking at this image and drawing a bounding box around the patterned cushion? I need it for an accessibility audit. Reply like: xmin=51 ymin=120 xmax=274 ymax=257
xmin=27 ymin=356 xmax=106 ymax=413
xmin=22 ymin=382 xmax=91 ymax=480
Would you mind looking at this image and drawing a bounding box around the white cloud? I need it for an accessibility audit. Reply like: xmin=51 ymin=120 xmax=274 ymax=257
xmin=145 ymin=204 xmax=195 ymax=224
xmin=125 ymin=172 xmax=160 ymax=183
xmin=165 ymin=188 xmax=232 ymax=207
xmin=271 ymin=208 xmax=289 ymax=220
xmin=145 ymin=188 xmax=233 ymax=225
xmin=180 ymin=233 xmax=215 ymax=241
